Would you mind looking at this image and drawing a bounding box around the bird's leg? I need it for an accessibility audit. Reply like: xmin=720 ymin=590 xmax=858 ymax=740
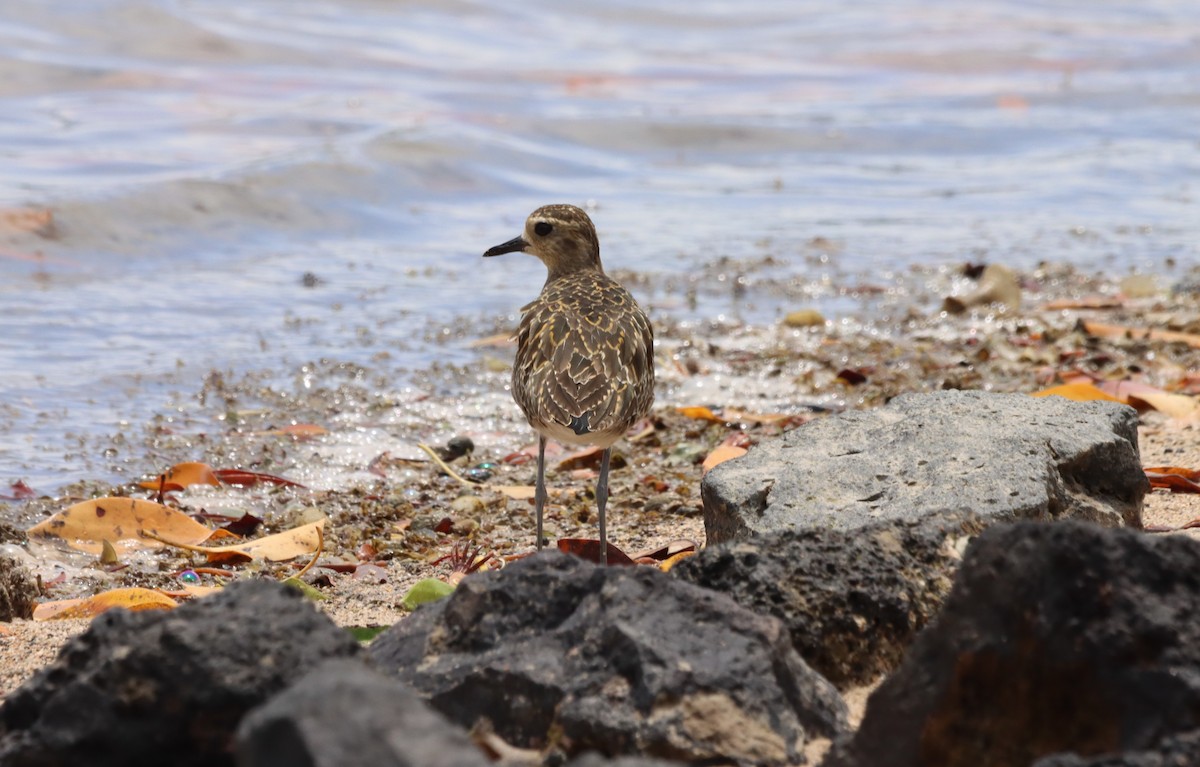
xmin=597 ymin=447 xmax=612 ymax=565
xmin=535 ymin=435 xmax=547 ymax=551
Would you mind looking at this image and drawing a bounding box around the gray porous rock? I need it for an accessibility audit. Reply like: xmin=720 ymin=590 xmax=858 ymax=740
xmin=827 ymin=521 xmax=1200 ymax=767
xmin=0 ymin=553 xmax=38 ymax=621
xmin=1032 ymin=728 xmax=1200 ymax=767
xmin=0 ymin=580 xmax=360 ymax=767
xmin=369 ymin=551 xmax=847 ymax=767
xmin=672 ymin=513 xmax=982 ymax=689
xmin=236 ymin=658 xmax=488 ymax=767
xmin=702 ymin=390 xmax=1147 ymax=543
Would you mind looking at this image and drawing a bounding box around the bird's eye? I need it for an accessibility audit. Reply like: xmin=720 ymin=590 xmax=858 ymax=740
xmin=534 ymin=222 xmax=553 ymax=236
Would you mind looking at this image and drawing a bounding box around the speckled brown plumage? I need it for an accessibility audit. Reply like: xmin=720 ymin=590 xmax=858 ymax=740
xmin=483 ymin=204 xmax=655 ymax=563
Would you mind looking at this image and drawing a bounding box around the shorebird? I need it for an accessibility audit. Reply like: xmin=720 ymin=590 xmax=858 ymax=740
xmin=484 ymin=204 xmax=655 ymax=564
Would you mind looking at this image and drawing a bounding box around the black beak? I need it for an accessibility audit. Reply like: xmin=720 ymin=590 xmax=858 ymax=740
xmin=483 ymin=235 xmax=529 ymax=258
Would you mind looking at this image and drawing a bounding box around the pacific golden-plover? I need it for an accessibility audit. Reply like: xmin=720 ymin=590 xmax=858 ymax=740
xmin=483 ymin=204 xmax=655 ymax=564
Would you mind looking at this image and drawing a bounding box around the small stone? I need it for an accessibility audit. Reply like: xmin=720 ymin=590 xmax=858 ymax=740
xmin=450 ymin=495 xmax=485 ymax=516
xmin=782 ymin=309 xmax=826 ymax=328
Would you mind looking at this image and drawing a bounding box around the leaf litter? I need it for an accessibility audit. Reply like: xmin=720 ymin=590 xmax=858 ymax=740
xmin=3 ymin=258 xmax=1200 ymax=670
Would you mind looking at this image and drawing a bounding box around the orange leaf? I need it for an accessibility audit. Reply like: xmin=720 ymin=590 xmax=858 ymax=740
xmin=33 ymin=587 xmax=177 ymax=621
xmin=659 ymin=550 xmax=697 ymax=572
xmin=702 ymin=445 xmax=748 ymax=474
xmin=1144 ymin=466 xmax=1200 ymax=481
xmin=27 ymin=498 xmax=214 ymax=555
xmin=676 ymin=406 xmax=724 ymax=424
xmin=138 ymin=461 xmax=221 ymax=491
xmin=1081 ymin=321 xmax=1200 ymax=349
xmin=262 ymin=423 xmax=328 ymax=439
xmin=1030 ymin=383 xmax=1123 ymax=403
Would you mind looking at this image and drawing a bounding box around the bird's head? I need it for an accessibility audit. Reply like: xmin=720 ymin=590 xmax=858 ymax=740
xmin=483 ymin=204 xmax=602 ymax=279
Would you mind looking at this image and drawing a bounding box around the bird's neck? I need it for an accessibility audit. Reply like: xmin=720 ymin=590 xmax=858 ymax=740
xmin=545 ymin=259 xmax=605 ymax=284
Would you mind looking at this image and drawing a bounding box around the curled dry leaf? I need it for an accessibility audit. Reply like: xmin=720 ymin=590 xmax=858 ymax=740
xmin=143 ymin=519 xmax=325 ymax=564
xmin=27 ymin=497 xmax=214 ymax=555
xmin=33 ymin=587 xmax=178 ymax=621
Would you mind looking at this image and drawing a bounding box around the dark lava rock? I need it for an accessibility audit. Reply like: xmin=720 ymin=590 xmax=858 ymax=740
xmin=369 ymin=551 xmax=847 ymax=767
xmin=673 ymin=514 xmax=982 ymax=689
xmin=0 ymin=554 xmax=38 ymax=621
xmin=0 ymin=580 xmax=360 ymax=767
xmin=566 ymin=755 xmax=682 ymax=767
xmin=703 ymin=390 xmax=1147 ymax=543
xmin=1032 ymin=729 xmax=1200 ymax=767
xmin=827 ymin=521 xmax=1200 ymax=767
xmin=236 ymin=658 xmax=488 ymax=767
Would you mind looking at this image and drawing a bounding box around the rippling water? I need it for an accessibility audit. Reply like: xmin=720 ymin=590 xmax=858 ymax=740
xmin=1 ymin=0 xmax=1198 ymax=488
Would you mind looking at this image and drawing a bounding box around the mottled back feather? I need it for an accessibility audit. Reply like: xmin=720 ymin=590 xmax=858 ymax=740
xmin=513 ymin=270 xmax=655 ymax=445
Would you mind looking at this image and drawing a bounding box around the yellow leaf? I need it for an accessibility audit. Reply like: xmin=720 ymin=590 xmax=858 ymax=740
xmin=27 ymin=498 xmax=214 ymax=555
xmin=1128 ymin=391 xmax=1199 ymax=419
xmin=33 ymin=587 xmax=177 ymax=621
xmin=1030 ymin=383 xmax=1123 ymax=403
xmin=150 ymin=519 xmax=325 ymax=564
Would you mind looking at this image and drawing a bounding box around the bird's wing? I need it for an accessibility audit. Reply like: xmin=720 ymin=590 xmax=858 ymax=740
xmin=513 ymin=280 xmax=654 ymax=437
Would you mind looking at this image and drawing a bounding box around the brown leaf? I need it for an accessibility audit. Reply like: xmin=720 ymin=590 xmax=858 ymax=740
xmin=556 ymin=446 xmax=604 ymax=472
xmin=556 ymin=539 xmax=637 ymax=565
xmin=1146 ymin=472 xmax=1200 ymax=493
xmin=213 ymin=469 xmax=306 ymax=488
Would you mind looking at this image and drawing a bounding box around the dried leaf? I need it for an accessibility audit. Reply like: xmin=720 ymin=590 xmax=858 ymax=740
xmin=261 ymin=423 xmax=328 ymax=439
xmin=659 ymin=550 xmax=697 ymax=572
xmin=33 ymin=587 xmax=177 ymax=621
xmin=556 ymin=539 xmax=637 ymax=565
xmin=1146 ymin=472 xmax=1200 ymax=493
xmin=146 ymin=519 xmax=325 ymax=564
xmin=702 ymin=445 xmax=748 ymax=474
xmin=1081 ymin=321 xmax=1200 ymax=349
xmin=0 ymin=480 xmax=37 ymax=501
xmin=213 ymin=469 xmax=306 ymax=489
xmin=1042 ymin=297 xmax=1124 ymax=311
xmin=1030 ymin=383 xmax=1123 ymax=403
xmin=1127 ymin=391 xmax=1198 ymax=419
xmin=631 ymin=539 xmax=698 ymax=562
xmin=556 ymin=446 xmax=604 ymax=472
xmin=28 ymin=498 xmax=214 ymax=555
xmin=137 ymin=462 xmax=221 ymax=491
xmin=676 ymin=406 xmax=725 ymax=424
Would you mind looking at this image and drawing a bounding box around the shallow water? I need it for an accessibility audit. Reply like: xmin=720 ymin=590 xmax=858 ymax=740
xmin=1 ymin=0 xmax=1198 ymax=489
